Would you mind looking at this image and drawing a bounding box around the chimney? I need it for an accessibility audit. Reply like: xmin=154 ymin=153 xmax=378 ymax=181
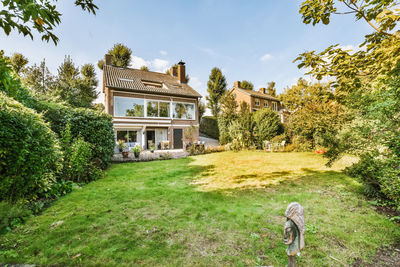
xmin=170 ymin=66 xmax=177 ymax=77
xmin=177 ymin=60 xmax=186 ymax=83
xmin=105 ymin=54 xmax=112 ymax=66
xmin=259 ymin=88 xmax=266 ymax=94
xmin=234 ymin=81 xmax=241 ymax=88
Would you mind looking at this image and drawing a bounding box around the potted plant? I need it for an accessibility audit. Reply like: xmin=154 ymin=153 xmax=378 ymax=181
xmin=122 ymin=149 xmax=129 ymax=158
xmin=133 ymin=145 xmax=141 ymax=158
xmin=150 ymin=144 xmax=155 ymax=153
xmin=117 ymin=140 xmax=126 ymax=152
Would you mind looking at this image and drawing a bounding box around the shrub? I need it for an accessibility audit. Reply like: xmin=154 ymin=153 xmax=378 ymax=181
xmin=291 ymin=135 xmax=313 ymax=152
xmin=33 ymin=100 xmax=115 ymax=169
xmin=0 ymin=202 xmax=32 ymax=234
xmin=0 ymin=93 xmax=62 ymax=202
xmin=200 ymin=116 xmax=219 ymax=139
xmin=252 ymin=108 xmax=283 ymax=148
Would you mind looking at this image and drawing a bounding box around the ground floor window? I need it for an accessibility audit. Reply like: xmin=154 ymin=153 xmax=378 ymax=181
xmin=116 ymin=130 xmax=137 ymax=143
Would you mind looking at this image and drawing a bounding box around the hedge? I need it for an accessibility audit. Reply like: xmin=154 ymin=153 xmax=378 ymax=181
xmin=200 ymin=116 xmax=219 ymax=139
xmin=0 ymin=93 xmax=62 ymax=202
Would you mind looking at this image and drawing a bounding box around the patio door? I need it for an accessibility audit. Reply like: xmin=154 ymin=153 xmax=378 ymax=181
xmin=146 ymin=130 xmax=155 ymax=149
xmin=173 ymin=129 xmax=183 ymax=149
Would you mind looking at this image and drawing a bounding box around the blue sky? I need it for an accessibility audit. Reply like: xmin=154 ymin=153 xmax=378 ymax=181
xmin=1 ymin=0 xmax=372 ymax=109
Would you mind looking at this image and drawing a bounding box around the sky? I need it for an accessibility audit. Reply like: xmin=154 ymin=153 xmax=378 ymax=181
xmin=1 ymin=0 xmax=372 ymax=113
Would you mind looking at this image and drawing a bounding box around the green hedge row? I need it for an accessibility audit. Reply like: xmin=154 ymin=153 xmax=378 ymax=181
xmin=200 ymin=116 xmax=219 ymax=139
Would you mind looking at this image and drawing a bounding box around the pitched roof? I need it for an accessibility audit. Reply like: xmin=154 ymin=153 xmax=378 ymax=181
xmin=104 ymin=65 xmax=201 ymax=98
xmin=231 ymin=87 xmax=280 ymax=101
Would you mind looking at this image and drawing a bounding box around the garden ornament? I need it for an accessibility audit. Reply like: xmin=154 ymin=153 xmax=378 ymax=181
xmin=283 ymin=202 xmax=305 ymax=267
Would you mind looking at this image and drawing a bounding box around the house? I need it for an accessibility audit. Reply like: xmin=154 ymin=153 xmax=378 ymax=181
xmin=103 ymin=55 xmax=202 ymax=150
xmin=229 ymin=81 xmax=289 ymax=123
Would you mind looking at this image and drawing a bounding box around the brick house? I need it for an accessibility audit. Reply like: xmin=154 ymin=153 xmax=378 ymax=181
xmin=229 ymin=81 xmax=289 ymax=123
xmin=103 ymin=55 xmax=202 ymax=150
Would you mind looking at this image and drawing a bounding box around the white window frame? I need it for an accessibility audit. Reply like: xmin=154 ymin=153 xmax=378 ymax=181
xmin=272 ymin=102 xmax=278 ymax=111
xmin=255 ymin=98 xmax=260 ymax=106
xmin=264 ymin=101 xmax=268 ymax=108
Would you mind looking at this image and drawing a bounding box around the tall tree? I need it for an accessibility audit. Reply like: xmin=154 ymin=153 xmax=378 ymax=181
xmin=240 ymin=80 xmax=254 ymax=90
xmin=10 ymin=53 xmax=28 ymax=76
xmin=198 ymin=100 xmax=206 ymax=122
xmin=22 ymin=59 xmax=55 ymax=94
xmin=266 ymin=81 xmax=276 ymax=96
xmin=97 ymin=43 xmax=132 ymax=69
xmin=54 ymin=56 xmax=98 ymax=108
xmin=206 ymin=67 xmax=227 ymax=117
xmin=0 ymin=0 xmax=97 ymax=45
xmin=279 ymin=78 xmax=334 ymax=111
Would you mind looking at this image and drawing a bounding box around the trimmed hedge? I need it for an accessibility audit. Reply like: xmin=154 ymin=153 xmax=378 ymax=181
xmin=0 ymin=93 xmax=62 ymax=202
xmin=200 ymin=116 xmax=219 ymax=139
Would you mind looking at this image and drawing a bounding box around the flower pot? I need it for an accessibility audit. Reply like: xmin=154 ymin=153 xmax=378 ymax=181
xmin=134 ymin=152 xmax=140 ymax=158
xmin=122 ymin=151 xmax=129 ymax=158
xmin=119 ymin=148 xmax=123 ymax=153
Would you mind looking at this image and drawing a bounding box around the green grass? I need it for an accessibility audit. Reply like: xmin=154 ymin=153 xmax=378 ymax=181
xmin=1 ymin=151 xmax=399 ymax=266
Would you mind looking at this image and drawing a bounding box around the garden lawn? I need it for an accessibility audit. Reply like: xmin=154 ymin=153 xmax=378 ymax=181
xmin=1 ymin=151 xmax=399 ymax=266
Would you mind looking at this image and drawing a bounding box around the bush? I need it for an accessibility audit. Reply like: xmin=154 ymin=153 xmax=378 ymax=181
xmin=33 ymin=100 xmax=115 ymax=169
xmin=200 ymin=116 xmax=219 ymax=139
xmin=346 ymin=154 xmax=400 ymax=208
xmin=291 ymin=135 xmax=313 ymax=152
xmin=252 ymin=108 xmax=283 ymax=148
xmin=0 ymin=93 xmax=62 ymax=202
xmin=0 ymin=202 xmax=32 ymax=234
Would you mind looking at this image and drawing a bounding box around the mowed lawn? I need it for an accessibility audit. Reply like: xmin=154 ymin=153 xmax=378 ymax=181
xmin=1 ymin=152 xmax=399 ymax=266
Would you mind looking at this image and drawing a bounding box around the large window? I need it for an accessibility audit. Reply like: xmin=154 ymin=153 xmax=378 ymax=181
xmin=255 ymin=98 xmax=260 ymax=106
xmin=272 ymin=102 xmax=278 ymax=111
xmin=146 ymin=101 xmax=170 ymax=118
xmin=116 ymin=130 xmax=137 ymax=143
xmin=114 ymin=97 xmax=144 ymax=117
xmin=173 ymin=102 xmax=195 ymax=119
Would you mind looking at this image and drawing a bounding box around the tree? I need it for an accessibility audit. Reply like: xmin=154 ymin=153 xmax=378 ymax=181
xmin=53 ymin=56 xmax=98 ymax=108
xmin=252 ymin=108 xmax=283 ymax=148
xmin=22 ymin=59 xmax=55 ymax=94
xmin=266 ymin=81 xmax=276 ymax=96
xmin=240 ymin=80 xmax=254 ymax=90
xmin=10 ymin=53 xmax=28 ymax=76
xmin=198 ymin=100 xmax=206 ymax=122
xmin=140 ymin=66 xmax=149 ymax=71
xmin=0 ymin=0 xmax=98 ymax=45
xmin=218 ymin=92 xmax=238 ymax=144
xmin=97 ymin=43 xmax=132 ymax=70
xmin=206 ymin=67 xmax=227 ymax=117
xmin=228 ymin=101 xmax=253 ymax=150
xmin=280 ymin=78 xmax=334 ymax=111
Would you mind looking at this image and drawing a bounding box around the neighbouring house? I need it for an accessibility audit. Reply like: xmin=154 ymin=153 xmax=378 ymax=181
xmin=103 ymin=55 xmax=202 ymax=151
xmin=229 ymin=81 xmax=289 ymax=123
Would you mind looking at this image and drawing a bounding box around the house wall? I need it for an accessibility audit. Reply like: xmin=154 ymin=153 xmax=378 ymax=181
xmin=231 ymin=88 xmax=252 ymax=111
xmin=105 ymin=87 xmax=200 ymax=149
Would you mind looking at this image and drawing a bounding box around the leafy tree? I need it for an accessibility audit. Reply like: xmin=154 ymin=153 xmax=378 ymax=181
xmin=266 ymin=81 xmax=276 ymax=96
xmin=218 ymin=92 xmax=238 ymax=144
xmin=22 ymin=58 xmax=55 ymax=94
xmin=53 ymin=56 xmax=98 ymax=108
xmin=10 ymin=53 xmax=28 ymax=75
xmin=93 ymin=103 xmax=105 ymax=112
xmin=206 ymin=67 xmax=227 ymax=117
xmin=140 ymin=66 xmax=149 ymax=71
xmin=280 ymin=78 xmax=334 ymax=111
xmin=252 ymin=108 xmax=283 ymax=148
xmin=97 ymin=43 xmax=132 ymax=69
xmin=198 ymin=100 xmax=206 ymax=122
xmin=0 ymin=0 xmax=98 ymax=45
xmin=240 ymin=80 xmax=254 ymax=90
xmin=228 ymin=101 xmax=253 ymax=150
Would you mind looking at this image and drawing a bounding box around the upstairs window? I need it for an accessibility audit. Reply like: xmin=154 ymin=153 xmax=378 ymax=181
xmin=146 ymin=101 xmax=170 ymax=118
xmin=255 ymin=98 xmax=260 ymax=106
xmin=114 ymin=97 xmax=144 ymax=117
xmin=142 ymin=80 xmax=162 ymax=88
xmin=173 ymin=102 xmax=195 ymax=120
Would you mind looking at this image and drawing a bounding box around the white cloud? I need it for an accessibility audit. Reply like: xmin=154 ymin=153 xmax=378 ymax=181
xmin=260 ymin=53 xmax=272 ymax=62
xmin=159 ymin=50 xmax=168 ymax=56
xmin=129 ymin=56 xmax=170 ymax=72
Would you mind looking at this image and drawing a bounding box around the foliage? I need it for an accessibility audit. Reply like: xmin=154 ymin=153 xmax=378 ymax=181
xmin=133 ymin=145 xmax=142 ymax=153
xmin=280 ymin=79 xmax=334 ymax=111
xmin=266 ymin=81 xmax=276 ymax=96
xmin=0 ymin=202 xmax=31 ymax=234
xmin=117 ymin=140 xmax=126 ymax=151
xmin=140 ymin=65 xmax=149 ymax=71
xmin=98 ymin=43 xmax=132 ymax=69
xmin=198 ymin=100 xmax=206 ymax=122
xmin=228 ymin=102 xmax=253 ymax=151
xmin=252 ymin=108 xmax=283 ymax=148
xmin=184 ymin=125 xmax=197 ymax=145
xmin=206 ymin=67 xmax=227 ymax=117
xmin=240 ymin=80 xmax=254 ymax=90
xmin=199 ymin=116 xmax=219 ymax=140
xmin=0 ymin=0 xmax=98 ymax=45
xmin=9 ymin=53 xmax=28 ymax=75
xmin=53 ymin=56 xmax=98 ymax=108
xmin=187 ymin=143 xmax=205 ymax=155
xmin=217 ymin=92 xmax=238 ymax=144
xmin=0 ymin=92 xmax=62 ymax=202
xmin=22 ymin=58 xmax=55 ymax=94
